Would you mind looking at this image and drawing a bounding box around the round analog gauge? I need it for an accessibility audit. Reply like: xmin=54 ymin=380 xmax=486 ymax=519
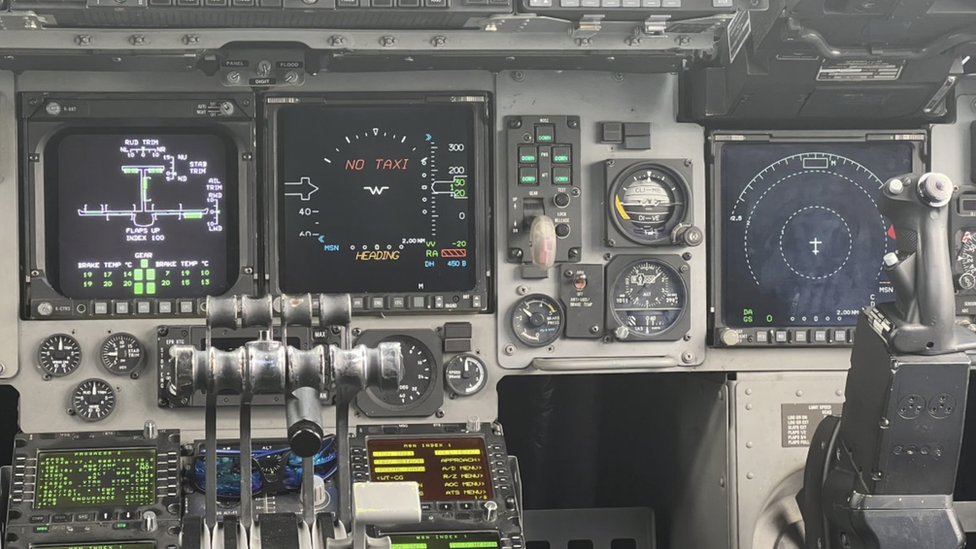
xmin=445 ymin=354 xmax=488 ymax=396
xmin=71 ymin=379 xmax=116 ymax=422
xmin=38 ymin=334 xmax=82 ymax=378
xmin=956 ymin=229 xmax=976 ymax=291
xmin=610 ymin=164 xmax=689 ymax=245
xmin=366 ymin=336 xmax=436 ymax=409
xmin=511 ymin=294 xmax=563 ymax=347
xmin=99 ymin=333 xmax=145 ymax=376
xmin=610 ymin=259 xmax=687 ymax=339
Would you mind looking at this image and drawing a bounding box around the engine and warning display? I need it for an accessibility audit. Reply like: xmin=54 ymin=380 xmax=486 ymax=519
xmin=34 ymin=448 xmax=157 ymax=509
xmin=276 ymin=103 xmax=478 ymax=294
xmin=367 ymin=437 xmax=492 ymax=501
xmin=719 ymin=141 xmax=914 ymax=328
xmin=48 ymin=131 xmax=234 ymax=300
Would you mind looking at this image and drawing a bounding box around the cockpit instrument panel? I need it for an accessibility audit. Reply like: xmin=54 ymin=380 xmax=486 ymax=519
xmin=711 ymin=131 xmax=926 ymax=347
xmin=266 ymin=94 xmax=490 ymax=314
xmin=21 ymin=93 xmax=257 ymax=320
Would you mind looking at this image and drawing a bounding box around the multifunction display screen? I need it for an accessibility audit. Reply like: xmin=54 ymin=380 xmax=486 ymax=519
xmin=35 ymin=448 xmax=156 ymax=509
xmin=49 ymin=131 xmax=233 ymax=299
xmin=389 ymin=532 xmax=500 ymax=549
xmin=720 ymin=142 xmax=914 ymax=327
xmin=367 ymin=437 xmax=492 ymax=501
xmin=277 ymin=104 xmax=478 ymax=294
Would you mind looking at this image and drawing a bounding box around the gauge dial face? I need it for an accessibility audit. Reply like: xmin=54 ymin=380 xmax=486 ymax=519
xmin=445 ymin=354 xmax=488 ymax=396
xmin=38 ymin=334 xmax=82 ymax=377
xmin=71 ymin=379 xmax=116 ymax=422
xmin=610 ymin=165 xmax=688 ymax=245
xmin=99 ymin=333 xmax=145 ymax=375
xmin=610 ymin=259 xmax=687 ymax=338
xmin=511 ymin=294 xmax=563 ymax=347
xmin=367 ymin=336 xmax=436 ymax=408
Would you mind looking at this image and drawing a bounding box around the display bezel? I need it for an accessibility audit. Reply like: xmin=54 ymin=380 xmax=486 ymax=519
xmin=34 ymin=447 xmax=158 ymax=510
xmin=709 ymin=130 xmax=928 ymax=347
xmin=20 ymin=93 xmax=258 ymax=320
xmin=364 ymin=434 xmax=494 ymax=502
xmin=263 ymin=94 xmax=492 ymax=314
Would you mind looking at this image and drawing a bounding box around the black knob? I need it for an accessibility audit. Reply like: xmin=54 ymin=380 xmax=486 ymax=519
xmin=555 ymin=223 xmax=571 ymax=238
xmin=674 ymin=225 xmax=704 ymax=247
xmin=553 ymin=193 xmax=571 ymax=208
xmin=288 ymin=420 xmax=324 ymax=458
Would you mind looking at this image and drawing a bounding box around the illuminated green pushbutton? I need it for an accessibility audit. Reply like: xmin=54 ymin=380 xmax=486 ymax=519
xmin=518 ymin=145 xmax=537 ymax=164
xmin=33 ymin=526 xmax=49 ymax=533
xmin=535 ymin=124 xmax=555 ymax=143
xmin=552 ymin=146 xmax=571 ymax=164
xmin=552 ymin=167 xmax=572 ymax=185
xmin=519 ymin=167 xmax=539 ymax=186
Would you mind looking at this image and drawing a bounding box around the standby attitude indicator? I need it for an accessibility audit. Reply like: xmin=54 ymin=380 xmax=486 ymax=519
xmin=278 ymin=104 xmax=478 ymax=294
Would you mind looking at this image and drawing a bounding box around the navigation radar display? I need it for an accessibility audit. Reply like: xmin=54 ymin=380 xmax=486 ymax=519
xmin=277 ymin=104 xmax=477 ymax=294
xmin=49 ymin=131 xmax=234 ymax=299
xmin=720 ymin=142 xmax=914 ymax=328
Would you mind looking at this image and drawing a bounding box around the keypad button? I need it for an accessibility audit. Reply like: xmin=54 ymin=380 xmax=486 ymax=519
xmin=534 ymin=124 xmax=555 ymax=143
xmin=552 ymin=167 xmax=572 ymax=185
xmin=518 ymin=146 xmax=538 ymax=164
xmin=551 ymin=146 xmax=571 ymax=164
xmin=519 ymin=167 xmax=539 ymax=185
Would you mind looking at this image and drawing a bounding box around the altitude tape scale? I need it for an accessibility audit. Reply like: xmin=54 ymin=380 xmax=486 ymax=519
xmin=277 ymin=104 xmax=477 ymax=296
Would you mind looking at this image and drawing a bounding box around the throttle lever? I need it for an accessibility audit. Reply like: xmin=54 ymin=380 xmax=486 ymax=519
xmin=878 ymin=173 xmax=957 ymax=353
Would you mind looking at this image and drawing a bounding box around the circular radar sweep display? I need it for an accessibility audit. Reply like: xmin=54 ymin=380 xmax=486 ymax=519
xmin=721 ymin=145 xmax=908 ymax=327
xmin=38 ymin=334 xmax=82 ymax=378
xmin=445 ymin=354 xmax=488 ymax=396
xmin=511 ymin=294 xmax=563 ymax=347
xmin=366 ymin=336 xmax=437 ymax=409
xmin=609 ymin=164 xmax=689 ymax=245
xmin=71 ymin=378 xmax=116 ymax=422
xmin=99 ymin=333 xmax=145 ymax=375
xmin=609 ymin=259 xmax=687 ymax=338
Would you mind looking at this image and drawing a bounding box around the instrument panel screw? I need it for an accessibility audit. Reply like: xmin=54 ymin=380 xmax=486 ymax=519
xmin=351 ymin=328 xmax=362 ymax=337
xmin=682 ymin=252 xmax=692 ymax=261
xmin=571 ymin=187 xmax=581 ymax=198
xmin=603 ymin=253 xmax=613 ymax=261
xmin=516 ymin=285 xmax=529 ymax=295
xmin=577 ymin=37 xmax=591 ymax=47
xmin=880 ymin=417 xmax=890 ymax=428
xmin=681 ymin=351 xmax=695 ymax=364
xmin=431 ymin=36 xmax=447 ymax=47
xmin=607 ymin=239 xmax=616 ymax=247
xmin=130 ymin=34 xmax=147 ymax=45
xmin=589 ymin=325 xmax=600 ymax=334
xmin=675 ymin=35 xmax=691 ymax=46
xmin=503 ymin=345 xmax=516 ymax=356
xmin=435 ymin=409 xmax=445 ymax=418
xmin=183 ymin=34 xmax=199 ymax=45
xmin=568 ymin=248 xmax=580 ymax=259
xmin=564 ymin=270 xmax=574 ymax=278
xmin=0 ymin=363 xmax=5 ymax=376
xmin=380 ymin=36 xmax=397 ymax=47
xmin=567 ymin=118 xmax=579 ymax=129
xmin=45 ymin=102 xmax=62 ymax=116
xmin=684 ymin=159 xmax=693 ymax=167
xmin=243 ymin=267 xmax=253 ymax=274
xmin=329 ymin=36 xmax=345 ymax=47
xmin=75 ymin=34 xmax=93 ymax=46
xmin=511 ymin=71 xmax=525 ymax=82
xmin=611 ymin=72 xmax=624 ymax=82
xmin=507 ymin=118 xmax=522 ymax=129
xmin=30 ymin=269 xmax=40 ymax=277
